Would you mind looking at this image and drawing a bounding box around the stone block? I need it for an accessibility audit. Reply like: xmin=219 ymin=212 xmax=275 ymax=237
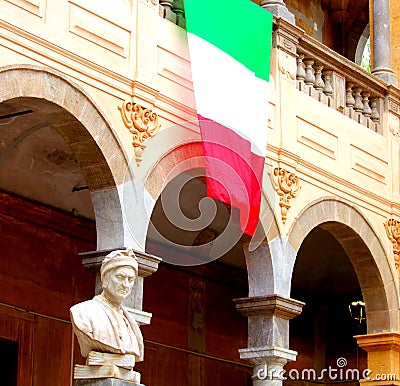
xmin=62 ymin=84 xmax=88 ymax=118
xmin=40 ymin=71 xmax=68 ymax=105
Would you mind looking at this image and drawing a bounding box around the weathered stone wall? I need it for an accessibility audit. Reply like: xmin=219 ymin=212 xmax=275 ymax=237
xmin=0 ymin=191 xmax=95 ymax=385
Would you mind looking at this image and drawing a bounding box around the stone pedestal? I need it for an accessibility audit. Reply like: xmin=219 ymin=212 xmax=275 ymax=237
xmin=76 ymin=379 xmax=144 ymax=386
xmin=235 ymin=295 xmax=304 ymax=386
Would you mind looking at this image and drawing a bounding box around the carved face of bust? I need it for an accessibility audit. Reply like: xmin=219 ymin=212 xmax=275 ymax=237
xmin=103 ymin=266 xmax=136 ymax=305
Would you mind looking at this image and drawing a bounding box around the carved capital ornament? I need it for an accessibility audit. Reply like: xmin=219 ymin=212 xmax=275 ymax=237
xmin=384 ymin=218 xmax=400 ymax=270
xmin=118 ymin=102 xmax=160 ymax=166
xmin=271 ymin=167 xmax=301 ymax=224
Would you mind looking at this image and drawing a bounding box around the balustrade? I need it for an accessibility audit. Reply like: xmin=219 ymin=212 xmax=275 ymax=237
xmin=296 ymin=36 xmax=387 ymax=133
xmin=159 ymin=0 xmax=186 ymax=28
xmin=159 ymin=3 xmax=394 ymax=135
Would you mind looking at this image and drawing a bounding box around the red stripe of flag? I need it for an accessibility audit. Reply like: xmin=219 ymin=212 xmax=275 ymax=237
xmin=198 ymin=115 xmax=264 ymax=236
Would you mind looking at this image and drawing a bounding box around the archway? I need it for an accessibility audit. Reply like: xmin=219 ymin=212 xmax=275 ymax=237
xmin=289 ymin=223 xmax=368 ymax=382
xmin=138 ymin=142 xmax=254 ymax=385
xmin=286 ymin=197 xmax=398 ymax=383
xmin=0 ymin=65 xmax=126 ymax=385
xmin=288 ymin=198 xmax=397 ymax=333
xmin=0 ymin=65 xmax=126 ymax=249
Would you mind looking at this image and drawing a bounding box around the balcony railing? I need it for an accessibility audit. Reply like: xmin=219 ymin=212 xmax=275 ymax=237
xmin=159 ymin=5 xmax=395 ymax=135
xmin=159 ymin=0 xmax=186 ymax=28
xmin=295 ymin=31 xmax=388 ymax=134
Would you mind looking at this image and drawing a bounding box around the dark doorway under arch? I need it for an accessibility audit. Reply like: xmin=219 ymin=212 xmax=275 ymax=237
xmin=288 ymin=224 xmax=367 ymax=385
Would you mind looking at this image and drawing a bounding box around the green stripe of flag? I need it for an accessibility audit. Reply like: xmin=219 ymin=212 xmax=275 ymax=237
xmin=184 ymin=0 xmax=273 ymax=81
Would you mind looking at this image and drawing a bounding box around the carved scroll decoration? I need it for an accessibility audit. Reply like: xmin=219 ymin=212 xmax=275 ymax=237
xmin=271 ymin=167 xmax=301 ymax=224
xmin=384 ymin=218 xmax=400 ymax=270
xmin=279 ymin=63 xmax=296 ymax=84
xmin=118 ymin=101 xmax=160 ymax=166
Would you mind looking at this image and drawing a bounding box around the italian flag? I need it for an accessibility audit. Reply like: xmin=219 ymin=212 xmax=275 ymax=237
xmin=184 ymin=0 xmax=273 ymax=236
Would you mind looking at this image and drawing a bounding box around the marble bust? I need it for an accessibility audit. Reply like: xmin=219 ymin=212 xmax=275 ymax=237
xmin=70 ymin=249 xmax=144 ymax=364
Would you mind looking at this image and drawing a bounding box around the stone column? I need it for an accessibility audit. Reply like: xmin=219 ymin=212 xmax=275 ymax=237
xmin=371 ymin=0 xmax=398 ymax=85
xmin=356 ymin=332 xmax=400 ymax=385
xmin=79 ymin=248 xmax=161 ymax=325
xmin=235 ymin=295 xmax=304 ymax=386
xmin=261 ymin=0 xmax=295 ymax=24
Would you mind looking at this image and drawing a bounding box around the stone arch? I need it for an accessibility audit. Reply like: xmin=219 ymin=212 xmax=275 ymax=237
xmin=145 ymin=140 xmax=280 ymax=294
xmin=0 ymin=64 xmax=127 ymax=249
xmin=288 ymin=196 xmax=398 ymax=333
xmin=144 ymin=141 xmax=205 ymax=201
xmin=145 ymin=141 xmax=279 ymax=230
xmin=355 ymin=23 xmax=370 ymax=66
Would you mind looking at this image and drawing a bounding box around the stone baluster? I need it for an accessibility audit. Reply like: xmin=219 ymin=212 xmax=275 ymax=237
xmin=370 ymin=97 xmax=380 ymax=122
xmin=160 ymin=0 xmax=175 ymax=22
xmin=159 ymin=0 xmax=173 ymax=9
xmin=296 ymin=54 xmax=306 ymax=92
xmin=314 ymin=64 xmax=325 ymax=91
xmin=172 ymin=0 xmax=185 ymax=28
xmin=361 ymin=91 xmax=372 ymax=118
xmin=353 ymin=87 xmax=364 ymax=113
xmin=345 ymin=83 xmax=355 ymax=109
xmin=322 ymin=70 xmax=333 ymax=97
xmin=296 ymin=54 xmax=306 ymax=82
xmin=304 ymin=59 xmax=315 ymax=86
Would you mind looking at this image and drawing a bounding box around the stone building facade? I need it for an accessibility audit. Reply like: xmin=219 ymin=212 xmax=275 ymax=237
xmin=1 ymin=0 xmax=400 ymax=385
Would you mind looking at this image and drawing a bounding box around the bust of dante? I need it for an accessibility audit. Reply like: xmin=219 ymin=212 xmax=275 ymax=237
xmin=70 ymin=249 xmax=144 ymax=363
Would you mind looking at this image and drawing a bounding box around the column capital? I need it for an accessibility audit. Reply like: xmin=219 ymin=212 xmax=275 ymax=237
xmin=356 ymin=332 xmax=400 ymax=352
xmin=234 ymin=294 xmax=304 ymax=319
xmin=79 ymin=248 xmax=162 ymax=278
xmin=239 ymin=346 xmax=298 ymax=363
xmin=356 ymin=333 xmax=400 ymax=386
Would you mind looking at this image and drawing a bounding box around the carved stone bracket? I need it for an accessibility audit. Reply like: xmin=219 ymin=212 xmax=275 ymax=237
xmin=118 ymin=101 xmax=161 ymax=166
xmin=271 ymin=167 xmax=301 ymax=224
xmin=384 ymin=218 xmax=400 ymax=270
